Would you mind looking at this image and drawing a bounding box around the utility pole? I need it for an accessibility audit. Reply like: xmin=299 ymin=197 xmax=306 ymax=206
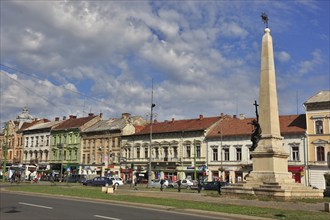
xmin=2 ymin=122 xmax=9 ymax=183
xmin=148 ymin=79 xmax=156 ymax=187
xmin=194 ymin=139 xmax=197 ymax=180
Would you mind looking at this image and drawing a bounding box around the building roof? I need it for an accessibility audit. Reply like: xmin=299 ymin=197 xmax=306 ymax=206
xmin=134 ymin=115 xmax=220 ymax=135
xmin=206 ymin=114 xmax=306 ymax=138
xmin=52 ymin=115 xmax=98 ymax=131
xmin=22 ymin=120 xmax=62 ymax=131
xmin=18 ymin=119 xmax=50 ymax=132
xmin=304 ymin=90 xmax=330 ymax=104
xmin=83 ymin=118 xmax=126 ymax=132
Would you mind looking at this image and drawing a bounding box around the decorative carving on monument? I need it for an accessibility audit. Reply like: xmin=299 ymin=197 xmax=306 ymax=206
xmin=249 ymin=100 xmax=261 ymax=151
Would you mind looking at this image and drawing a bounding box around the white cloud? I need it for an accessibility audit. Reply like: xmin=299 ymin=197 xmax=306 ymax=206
xmin=277 ymin=51 xmax=291 ymax=62
xmin=0 ymin=1 xmax=329 ymax=125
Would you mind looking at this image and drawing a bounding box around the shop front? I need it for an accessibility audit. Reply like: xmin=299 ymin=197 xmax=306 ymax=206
xmin=288 ymin=165 xmax=304 ymax=183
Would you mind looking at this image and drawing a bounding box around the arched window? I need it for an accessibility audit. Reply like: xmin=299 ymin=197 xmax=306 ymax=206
xmin=316 ymin=146 xmax=325 ymax=161
xmin=315 ymin=120 xmax=323 ymax=134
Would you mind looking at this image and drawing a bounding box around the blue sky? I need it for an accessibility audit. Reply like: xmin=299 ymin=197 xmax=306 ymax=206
xmin=0 ymin=0 xmax=329 ymax=126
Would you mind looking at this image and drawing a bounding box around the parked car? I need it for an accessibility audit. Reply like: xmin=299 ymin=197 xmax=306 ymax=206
xmin=204 ymin=181 xmax=230 ymax=190
xmin=149 ymin=179 xmax=169 ymax=188
xmin=64 ymin=174 xmax=87 ymax=183
xmin=167 ymin=180 xmax=178 ymax=188
xmin=180 ymin=179 xmax=194 ymax=189
xmin=109 ymin=177 xmax=124 ymax=186
xmin=82 ymin=177 xmax=113 ymax=186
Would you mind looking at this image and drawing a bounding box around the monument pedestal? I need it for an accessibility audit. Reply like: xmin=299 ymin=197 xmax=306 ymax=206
xmin=222 ymin=151 xmax=323 ymax=199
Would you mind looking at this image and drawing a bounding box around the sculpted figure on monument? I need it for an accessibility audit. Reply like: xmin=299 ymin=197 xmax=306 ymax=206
xmin=249 ymin=119 xmax=261 ymax=151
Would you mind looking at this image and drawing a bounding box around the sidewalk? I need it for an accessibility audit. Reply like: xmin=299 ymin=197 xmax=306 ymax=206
xmin=115 ymin=186 xmax=325 ymax=213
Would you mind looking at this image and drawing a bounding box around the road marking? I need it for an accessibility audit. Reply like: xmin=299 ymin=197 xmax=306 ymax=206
xmin=94 ymin=215 xmax=122 ymax=220
xmin=19 ymin=202 xmax=53 ymax=209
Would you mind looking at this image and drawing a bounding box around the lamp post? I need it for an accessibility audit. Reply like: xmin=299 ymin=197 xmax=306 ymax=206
xmin=148 ymin=80 xmax=156 ymax=187
xmin=2 ymin=122 xmax=9 ymax=183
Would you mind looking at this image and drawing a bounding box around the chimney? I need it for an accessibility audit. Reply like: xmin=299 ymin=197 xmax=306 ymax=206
xmin=233 ymin=115 xmax=237 ymax=119
xmin=239 ymin=114 xmax=246 ymax=120
xmin=73 ymin=116 xmax=77 ymax=119
xmin=154 ymin=119 xmax=157 ymax=123
xmin=172 ymin=118 xmax=175 ymax=122
xmin=63 ymin=116 xmax=66 ymax=120
xmin=100 ymin=113 xmax=103 ymax=118
xmin=220 ymin=113 xmax=224 ymax=117
xmin=122 ymin=113 xmax=131 ymax=119
xmin=88 ymin=113 xmax=94 ymax=117
xmin=199 ymin=114 xmax=204 ymax=120
xmin=55 ymin=117 xmax=59 ymax=121
xmin=69 ymin=115 xmax=74 ymax=119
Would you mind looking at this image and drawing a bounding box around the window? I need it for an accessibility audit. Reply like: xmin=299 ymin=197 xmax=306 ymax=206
xmin=196 ymin=145 xmax=201 ymax=158
xmin=292 ymin=146 xmax=299 ymax=161
xmin=164 ymin=147 xmax=168 ymax=159
xmin=315 ymin=120 xmax=323 ymax=134
xmin=155 ymin=148 xmax=159 ymax=159
xmin=186 ymin=145 xmax=191 ymax=158
xmin=144 ymin=147 xmax=148 ymax=158
xmin=236 ymin=148 xmax=242 ymax=161
xmin=316 ymin=146 xmax=325 ymax=161
xmin=212 ymin=148 xmax=218 ymax=161
xmin=224 ymin=148 xmax=230 ymax=161
xmin=136 ymin=147 xmax=140 ymax=159
xmin=173 ymin=147 xmax=178 ymax=158
xmin=64 ymin=150 xmax=67 ymax=160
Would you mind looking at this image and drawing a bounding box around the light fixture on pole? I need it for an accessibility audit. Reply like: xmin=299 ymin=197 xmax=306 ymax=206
xmin=148 ymin=79 xmax=156 ymax=187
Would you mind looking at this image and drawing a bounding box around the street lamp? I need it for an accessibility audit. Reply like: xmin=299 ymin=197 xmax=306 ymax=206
xmin=2 ymin=122 xmax=9 ymax=183
xmin=148 ymin=80 xmax=156 ymax=187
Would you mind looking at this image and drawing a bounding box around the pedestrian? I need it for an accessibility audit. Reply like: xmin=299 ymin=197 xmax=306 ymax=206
xmin=217 ymin=179 xmax=221 ymax=195
xmin=134 ymin=178 xmax=138 ymax=190
xmin=160 ymin=179 xmax=164 ymax=191
xmin=197 ymin=180 xmax=202 ymax=193
xmin=177 ymin=179 xmax=181 ymax=192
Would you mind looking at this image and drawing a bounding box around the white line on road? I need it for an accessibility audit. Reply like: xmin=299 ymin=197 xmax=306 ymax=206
xmin=18 ymin=202 xmax=53 ymax=209
xmin=94 ymin=215 xmax=122 ymax=220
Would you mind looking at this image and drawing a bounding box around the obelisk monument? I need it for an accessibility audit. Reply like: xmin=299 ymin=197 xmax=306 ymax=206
xmin=222 ymin=14 xmax=323 ymax=199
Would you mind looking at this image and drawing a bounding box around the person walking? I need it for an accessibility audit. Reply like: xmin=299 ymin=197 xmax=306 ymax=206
xmin=197 ymin=180 xmax=202 ymax=193
xmin=177 ymin=179 xmax=181 ymax=192
xmin=217 ymin=179 xmax=221 ymax=195
xmin=160 ymin=179 xmax=164 ymax=191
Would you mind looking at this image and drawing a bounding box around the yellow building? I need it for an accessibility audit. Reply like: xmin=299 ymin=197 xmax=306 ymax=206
xmin=304 ymin=90 xmax=330 ymax=190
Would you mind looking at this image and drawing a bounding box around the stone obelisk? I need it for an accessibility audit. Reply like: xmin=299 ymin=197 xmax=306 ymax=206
xmin=250 ymin=26 xmax=292 ymax=183
xmin=222 ymin=15 xmax=323 ymax=199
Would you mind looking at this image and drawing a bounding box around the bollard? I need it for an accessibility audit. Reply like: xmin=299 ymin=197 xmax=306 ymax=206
xmin=324 ymin=203 xmax=329 ymax=212
xmin=107 ymin=187 xmax=114 ymax=194
xmin=102 ymin=187 xmax=107 ymax=192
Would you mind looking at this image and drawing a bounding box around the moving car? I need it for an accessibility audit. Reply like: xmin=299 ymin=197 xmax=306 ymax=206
xmin=82 ymin=177 xmax=113 ymax=186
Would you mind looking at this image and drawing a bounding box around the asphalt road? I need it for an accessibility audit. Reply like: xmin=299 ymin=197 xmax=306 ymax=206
xmin=1 ymin=192 xmax=229 ymax=220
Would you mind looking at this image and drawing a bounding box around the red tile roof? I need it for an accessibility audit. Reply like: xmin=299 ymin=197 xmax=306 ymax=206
xmin=18 ymin=119 xmax=50 ymax=132
xmin=135 ymin=116 xmax=221 ymax=135
xmin=207 ymin=114 xmax=306 ymax=138
xmin=52 ymin=115 xmax=98 ymax=131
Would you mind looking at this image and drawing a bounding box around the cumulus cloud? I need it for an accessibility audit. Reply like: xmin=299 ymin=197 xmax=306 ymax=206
xmin=277 ymin=51 xmax=291 ymax=62
xmin=0 ymin=1 xmax=329 ymax=125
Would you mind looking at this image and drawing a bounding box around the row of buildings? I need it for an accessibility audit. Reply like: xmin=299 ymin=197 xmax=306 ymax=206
xmin=0 ymin=90 xmax=329 ymax=189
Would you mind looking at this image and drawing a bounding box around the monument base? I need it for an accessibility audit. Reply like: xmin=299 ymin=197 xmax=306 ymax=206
xmin=222 ymin=170 xmax=324 ymax=199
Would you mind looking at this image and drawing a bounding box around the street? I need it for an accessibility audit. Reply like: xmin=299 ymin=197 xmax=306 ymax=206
xmin=1 ymin=192 xmax=227 ymax=220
